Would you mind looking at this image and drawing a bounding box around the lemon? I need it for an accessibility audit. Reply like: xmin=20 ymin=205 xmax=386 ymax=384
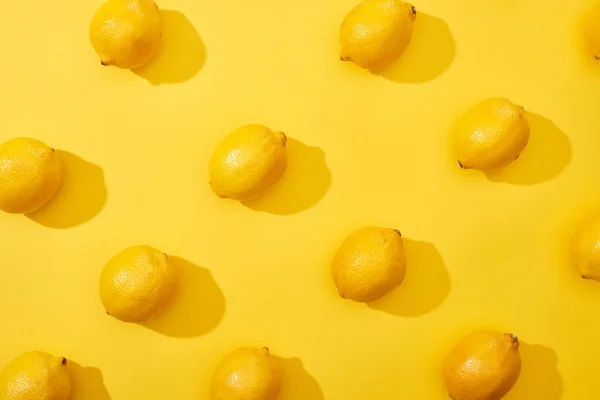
xmin=209 ymin=125 xmax=288 ymax=201
xmin=443 ymin=331 xmax=521 ymax=400
xmin=0 ymin=138 xmax=62 ymax=214
xmin=90 ymin=0 xmax=161 ymax=69
xmin=210 ymin=347 xmax=281 ymax=400
xmin=0 ymin=351 xmax=71 ymax=400
xmin=340 ymin=0 xmax=417 ymax=70
xmin=573 ymin=215 xmax=600 ymax=281
xmin=455 ymin=98 xmax=530 ymax=171
xmin=584 ymin=3 xmax=600 ymax=59
xmin=331 ymin=227 xmax=407 ymax=302
xmin=99 ymin=245 xmax=178 ymax=322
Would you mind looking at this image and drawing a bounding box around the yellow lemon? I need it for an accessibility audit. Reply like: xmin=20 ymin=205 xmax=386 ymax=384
xmin=331 ymin=227 xmax=406 ymax=302
xmin=573 ymin=215 xmax=600 ymax=281
xmin=455 ymin=98 xmax=530 ymax=172
xmin=210 ymin=347 xmax=281 ymax=400
xmin=99 ymin=245 xmax=178 ymax=322
xmin=443 ymin=331 xmax=521 ymax=400
xmin=584 ymin=3 xmax=600 ymax=59
xmin=0 ymin=351 xmax=71 ymax=400
xmin=209 ymin=125 xmax=287 ymax=201
xmin=0 ymin=138 xmax=62 ymax=214
xmin=90 ymin=0 xmax=161 ymax=69
xmin=340 ymin=0 xmax=417 ymax=70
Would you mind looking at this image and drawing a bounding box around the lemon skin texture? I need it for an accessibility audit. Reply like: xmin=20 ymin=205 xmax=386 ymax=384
xmin=455 ymin=98 xmax=530 ymax=172
xmin=210 ymin=347 xmax=281 ymax=400
xmin=331 ymin=226 xmax=407 ymax=302
xmin=89 ymin=0 xmax=161 ymax=69
xmin=340 ymin=0 xmax=417 ymax=70
xmin=0 ymin=137 xmax=62 ymax=214
xmin=573 ymin=215 xmax=600 ymax=281
xmin=209 ymin=125 xmax=288 ymax=202
xmin=0 ymin=351 xmax=71 ymax=400
xmin=99 ymin=245 xmax=178 ymax=323
xmin=443 ymin=331 xmax=521 ymax=400
xmin=584 ymin=3 xmax=600 ymax=59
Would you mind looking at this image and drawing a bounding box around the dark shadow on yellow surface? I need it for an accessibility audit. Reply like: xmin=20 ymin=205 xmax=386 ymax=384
xmin=486 ymin=112 xmax=571 ymax=185
xmin=504 ymin=343 xmax=562 ymax=400
xmin=143 ymin=257 xmax=225 ymax=337
xmin=376 ymin=13 xmax=455 ymax=83
xmin=27 ymin=151 xmax=107 ymax=228
xmin=133 ymin=10 xmax=205 ymax=85
xmin=277 ymin=357 xmax=324 ymax=400
xmin=244 ymin=139 xmax=331 ymax=215
xmin=68 ymin=362 xmax=112 ymax=400
xmin=368 ymin=239 xmax=449 ymax=316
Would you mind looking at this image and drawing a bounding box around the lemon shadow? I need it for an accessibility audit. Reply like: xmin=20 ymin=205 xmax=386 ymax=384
xmin=27 ymin=151 xmax=107 ymax=228
xmin=485 ymin=112 xmax=572 ymax=185
xmin=133 ymin=10 xmax=205 ymax=85
xmin=504 ymin=343 xmax=563 ymax=400
xmin=368 ymin=239 xmax=449 ymax=316
xmin=143 ymin=257 xmax=225 ymax=337
xmin=243 ymin=139 xmax=331 ymax=215
xmin=276 ymin=357 xmax=324 ymax=400
xmin=375 ymin=13 xmax=455 ymax=83
xmin=68 ymin=362 xmax=111 ymax=400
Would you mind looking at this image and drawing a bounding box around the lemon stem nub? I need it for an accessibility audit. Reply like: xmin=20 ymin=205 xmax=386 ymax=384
xmin=61 ymin=358 xmax=67 ymax=365
xmin=394 ymin=229 xmax=402 ymax=237
xmin=411 ymin=5 xmax=416 ymax=15
xmin=509 ymin=333 xmax=518 ymax=343
xmin=458 ymin=160 xmax=463 ymax=168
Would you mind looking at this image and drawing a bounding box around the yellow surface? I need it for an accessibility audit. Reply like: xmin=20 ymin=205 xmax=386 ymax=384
xmin=0 ymin=0 xmax=599 ymax=398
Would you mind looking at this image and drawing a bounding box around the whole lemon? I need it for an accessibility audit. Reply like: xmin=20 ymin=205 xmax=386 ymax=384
xmin=89 ymin=0 xmax=161 ymax=69
xmin=210 ymin=347 xmax=281 ymax=400
xmin=0 ymin=351 xmax=71 ymax=400
xmin=209 ymin=125 xmax=288 ymax=201
xmin=331 ymin=227 xmax=407 ymax=302
xmin=573 ymin=214 xmax=600 ymax=281
xmin=340 ymin=0 xmax=417 ymax=70
xmin=0 ymin=138 xmax=62 ymax=214
xmin=584 ymin=3 xmax=600 ymax=59
xmin=455 ymin=98 xmax=530 ymax=171
xmin=99 ymin=245 xmax=178 ymax=322
xmin=443 ymin=331 xmax=521 ymax=400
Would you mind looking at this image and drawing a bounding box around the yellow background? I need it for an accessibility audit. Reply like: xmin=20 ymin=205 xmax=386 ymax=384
xmin=0 ymin=0 xmax=599 ymax=398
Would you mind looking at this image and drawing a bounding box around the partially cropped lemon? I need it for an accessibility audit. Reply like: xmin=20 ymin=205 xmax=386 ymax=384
xmin=0 ymin=138 xmax=62 ymax=214
xmin=0 ymin=351 xmax=71 ymax=400
xmin=573 ymin=214 xmax=600 ymax=281
xmin=210 ymin=347 xmax=281 ymax=400
xmin=340 ymin=0 xmax=417 ymax=70
xmin=455 ymin=98 xmax=530 ymax=172
xmin=209 ymin=125 xmax=288 ymax=201
xmin=332 ymin=227 xmax=407 ymax=302
xmin=584 ymin=3 xmax=600 ymax=59
xmin=90 ymin=0 xmax=161 ymax=69
xmin=99 ymin=245 xmax=178 ymax=322
xmin=443 ymin=331 xmax=521 ymax=400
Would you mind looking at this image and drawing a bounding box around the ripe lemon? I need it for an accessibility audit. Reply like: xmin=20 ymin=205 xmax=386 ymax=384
xmin=90 ymin=0 xmax=161 ymax=69
xmin=340 ymin=0 xmax=417 ymax=70
xmin=0 ymin=138 xmax=62 ymax=214
xmin=331 ymin=227 xmax=407 ymax=302
xmin=443 ymin=331 xmax=521 ymax=400
xmin=584 ymin=3 xmax=600 ymax=59
xmin=210 ymin=347 xmax=281 ymax=400
xmin=573 ymin=214 xmax=600 ymax=281
xmin=455 ymin=98 xmax=530 ymax=171
xmin=99 ymin=245 xmax=178 ymax=322
xmin=0 ymin=351 xmax=71 ymax=400
xmin=209 ymin=125 xmax=288 ymax=201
